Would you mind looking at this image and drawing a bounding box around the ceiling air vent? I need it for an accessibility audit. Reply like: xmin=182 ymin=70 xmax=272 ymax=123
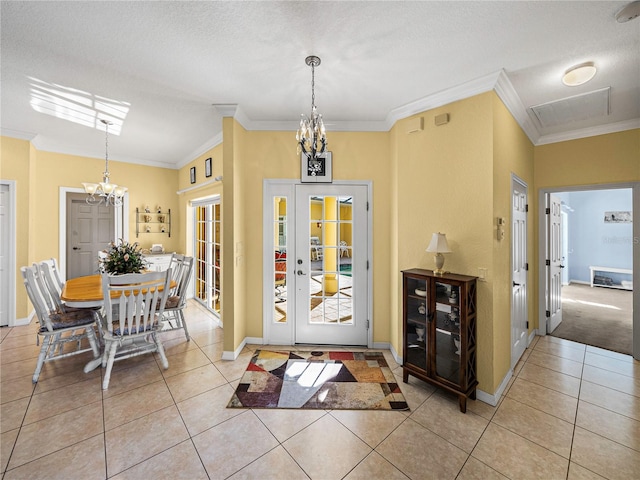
xmin=529 ymin=87 xmax=610 ymax=129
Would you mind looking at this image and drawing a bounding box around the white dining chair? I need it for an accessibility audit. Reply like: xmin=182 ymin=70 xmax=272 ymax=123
xmin=21 ymin=265 xmax=101 ymax=383
xmin=99 ymin=269 xmax=172 ymax=389
xmin=159 ymin=254 xmax=194 ymax=340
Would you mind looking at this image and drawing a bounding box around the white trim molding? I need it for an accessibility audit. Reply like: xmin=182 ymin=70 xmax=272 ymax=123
xmin=1 ymin=180 xmax=17 ymax=326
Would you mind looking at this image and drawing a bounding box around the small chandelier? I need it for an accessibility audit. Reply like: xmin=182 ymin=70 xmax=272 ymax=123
xmin=296 ymin=55 xmax=327 ymax=168
xmin=82 ymin=119 xmax=127 ymax=206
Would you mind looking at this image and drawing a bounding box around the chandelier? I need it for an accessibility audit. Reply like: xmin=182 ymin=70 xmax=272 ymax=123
xmin=296 ymin=55 xmax=327 ymax=168
xmin=82 ymin=119 xmax=127 ymax=206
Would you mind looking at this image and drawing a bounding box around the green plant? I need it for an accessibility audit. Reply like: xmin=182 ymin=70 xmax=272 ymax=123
xmin=100 ymin=240 xmax=146 ymax=275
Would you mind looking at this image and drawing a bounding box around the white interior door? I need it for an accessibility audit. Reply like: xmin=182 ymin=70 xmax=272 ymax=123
xmin=511 ymin=177 xmax=528 ymax=368
xmin=66 ymin=194 xmax=115 ymax=279
xmin=547 ymin=193 xmax=563 ymax=332
xmin=0 ymin=184 xmax=11 ymax=326
xmin=294 ymin=184 xmax=368 ymax=345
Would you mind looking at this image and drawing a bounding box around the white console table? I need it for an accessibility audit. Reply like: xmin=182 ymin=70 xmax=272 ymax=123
xmin=144 ymin=253 xmax=173 ymax=272
xmin=589 ymin=266 xmax=633 ymax=290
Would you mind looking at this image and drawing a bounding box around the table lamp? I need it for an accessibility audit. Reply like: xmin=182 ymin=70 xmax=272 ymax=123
xmin=426 ymin=232 xmax=451 ymax=275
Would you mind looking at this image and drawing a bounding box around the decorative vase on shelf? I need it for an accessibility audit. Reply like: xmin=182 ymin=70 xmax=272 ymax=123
xmin=449 ymin=289 xmax=458 ymax=304
xmin=416 ymin=326 xmax=425 ymax=342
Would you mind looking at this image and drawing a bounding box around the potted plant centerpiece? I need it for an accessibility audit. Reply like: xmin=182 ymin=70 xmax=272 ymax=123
xmin=100 ymin=240 xmax=147 ymax=275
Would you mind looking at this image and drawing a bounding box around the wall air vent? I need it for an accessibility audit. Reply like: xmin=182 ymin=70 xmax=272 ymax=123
xmin=529 ymin=87 xmax=610 ymax=129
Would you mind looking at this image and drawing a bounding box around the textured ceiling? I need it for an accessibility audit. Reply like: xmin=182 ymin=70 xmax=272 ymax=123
xmin=1 ymin=1 xmax=638 ymax=168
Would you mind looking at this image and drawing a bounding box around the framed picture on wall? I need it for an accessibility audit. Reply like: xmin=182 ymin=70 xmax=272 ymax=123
xmin=604 ymin=211 xmax=631 ymax=223
xmin=301 ymin=151 xmax=332 ymax=183
xmin=205 ymin=157 xmax=212 ymax=178
xmin=190 ymin=167 xmax=196 ymax=184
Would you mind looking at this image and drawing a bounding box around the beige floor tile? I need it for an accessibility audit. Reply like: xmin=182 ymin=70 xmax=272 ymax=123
xmin=567 ymin=462 xmax=607 ymax=479
xmin=199 ymin=341 xmax=225 ymax=362
xmin=576 ymin=400 xmax=640 ymax=451
xmin=8 ymin=401 xmax=103 ymax=469
xmin=0 ymin=333 xmax=37 ymax=351
xmin=3 ymin=434 xmax=105 ymax=480
xmin=1 ymin=428 xmax=19 ymax=473
xmin=176 ymin=383 xmax=243 ymax=436
xmin=0 ymin=377 xmax=35 ymax=404
xmin=534 ymin=339 xmax=586 ymax=362
xmin=527 ymin=349 xmax=584 ymax=378
xmin=392 ymin=371 xmax=437 ymax=412
xmin=507 ymin=377 xmax=578 ymax=423
xmin=518 ymin=362 xmax=581 ymax=398
xmin=343 ymin=451 xmax=409 ymax=480
xmin=193 ymin=411 xmax=279 ymax=479
xmin=582 ymin=364 xmax=640 ymax=397
xmin=33 ymin=364 xmax=101 ymax=394
xmin=103 ymin=380 xmax=174 ymax=431
xmin=540 ymin=335 xmax=586 ymax=351
xmin=586 ymin=346 xmax=635 ymax=364
xmin=376 ymin=418 xmax=467 ymax=479
xmin=465 ymin=396 xmax=498 ymax=420
xmin=110 ymin=439 xmax=208 ymax=480
xmin=584 ymin=352 xmax=640 ymax=379
xmin=253 ymin=408 xmax=327 ymax=443
xmin=105 ymin=405 xmax=189 ymax=477
xmin=0 ymin=326 xmax=12 ymax=342
xmin=165 ymin=363 xmax=227 ymax=403
xmin=0 ymin=359 xmax=37 ymax=383
xmin=331 ymin=409 xmax=407 ymax=448
xmin=228 ymin=445 xmax=309 ymax=480
xmin=409 ymin=392 xmax=489 ymax=453
xmin=0 ymin=343 xmax=41 ymax=364
xmin=283 ymin=414 xmax=371 ymax=480
xmin=457 ymin=456 xmax=508 ymax=479
xmin=493 ymin=397 xmax=574 ymax=458
xmin=579 ymin=380 xmax=640 ymax=421
xmin=161 ymin=347 xmax=212 ymax=378
xmin=156 ymin=335 xmax=199 ymax=357
xmin=190 ymin=328 xmax=224 ymax=347
xmin=213 ymin=350 xmax=255 ymax=382
xmin=472 ymin=423 xmax=568 ymax=479
xmin=24 ymin=376 xmax=102 ymax=425
xmin=101 ymin=359 xmax=163 ymax=399
xmin=0 ymin=397 xmax=29 ymax=433
xmin=36 ymin=350 xmax=98 ymax=381
xmin=571 ymin=427 xmax=640 ymax=480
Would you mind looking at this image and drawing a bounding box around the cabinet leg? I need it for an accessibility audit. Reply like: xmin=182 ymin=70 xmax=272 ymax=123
xmin=470 ymin=389 xmax=476 ymax=400
xmin=458 ymin=396 xmax=467 ymax=413
xmin=402 ymin=370 xmax=408 ymax=383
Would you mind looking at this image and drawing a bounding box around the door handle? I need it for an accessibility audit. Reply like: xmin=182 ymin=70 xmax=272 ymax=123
xmin=513 ymin=281 xmax=520 ymax=287
xmin=560 ymin=264 xmax=565 ymax=269
xmin=72 ymin=247 xmax=80 ymax=250
xmin=297 ymin=270 xmax=306 ymax=276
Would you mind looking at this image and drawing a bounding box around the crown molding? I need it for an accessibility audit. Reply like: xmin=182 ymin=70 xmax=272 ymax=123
xmin=493 ymin=70 xmax=541 ymax=145
xmin=176 ymin=132 xmax=223 ymax=169
xmin=1 ymin=128 xmax=37 ymax=141
xmin=535 ymin=118 xmax=640 ymax=146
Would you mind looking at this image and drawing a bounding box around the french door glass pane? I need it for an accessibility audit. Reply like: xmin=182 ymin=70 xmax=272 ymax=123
xmin=195 ymin=202 xmax=221 ymax=316
xmin=273 ymin=197 xmax=288 ymax=323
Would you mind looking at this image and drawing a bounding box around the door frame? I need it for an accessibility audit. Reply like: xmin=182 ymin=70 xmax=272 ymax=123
xmin=262 ymin=179 xmax=373 ymax=347
xmin=537 ymin=182 xmax=639 ymax=361
xmin=0 ymin=180 xmax=17 ymax=326
xmin=59 ymin=187 xmax=128 ymax=282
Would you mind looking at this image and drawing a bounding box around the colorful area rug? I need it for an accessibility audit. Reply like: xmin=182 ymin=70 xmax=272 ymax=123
xmin=227 ymin=350 xmax=409 ymax=411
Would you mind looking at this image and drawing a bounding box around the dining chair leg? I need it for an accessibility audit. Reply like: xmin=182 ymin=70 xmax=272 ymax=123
xmin=154 ymin=332 xmax=169 ymax=369
xmin=178 ymin=310 xmax=190 ymax=341
xmin=32 ymin=337 xmax=51 ymax=383
xmin=87 ymin=327 xmax=100 ymax=358
xmin=102 ymin=342 xmax=118 ymax=390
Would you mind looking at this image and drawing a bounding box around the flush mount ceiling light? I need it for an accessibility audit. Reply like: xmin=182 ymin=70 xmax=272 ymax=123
xmin=616 ymin=1 xmax=640 ymax=22
xmin=82 ymin=119 xmax=127 ymax=206
xmin=562 ymin=62 xmax=597 ymax=86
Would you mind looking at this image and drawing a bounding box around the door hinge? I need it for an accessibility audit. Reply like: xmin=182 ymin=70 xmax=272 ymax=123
xmin=366 ymin=319 xmax=370 ymax=329
xmin=526 ymin=321 xmax=529 ymax=329
xmin=545 ymin=207 xmax=550 ymax=214
xmin=525 ymin=204 xmax=529 ymax=212
xmin=525 ymin=263 xmax=529 ymax=271
xmin=367 ymin=260 xmax=369 ymax=270
xmin=545 ymin=259 xmax=550 ymax=266
xmin=366 ymin=201 xmax=369 ymax=211
xmin=546 ymin=310 xmax=551 ymax=318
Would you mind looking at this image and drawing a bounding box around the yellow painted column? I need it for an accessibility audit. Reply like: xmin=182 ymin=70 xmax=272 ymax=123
xmin=323 ymin=196 xmax=338 ymax=294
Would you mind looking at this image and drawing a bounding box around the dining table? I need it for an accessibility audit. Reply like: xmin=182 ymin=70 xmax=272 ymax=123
xmin=61 ymin=273 xmax=176 ymax=372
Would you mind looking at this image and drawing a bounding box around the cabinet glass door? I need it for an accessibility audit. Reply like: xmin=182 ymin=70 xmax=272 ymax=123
xmin=434 ymin=281 xmax=461 ymax=385
xmin=405 ymin=276 xmax=428 ymax=371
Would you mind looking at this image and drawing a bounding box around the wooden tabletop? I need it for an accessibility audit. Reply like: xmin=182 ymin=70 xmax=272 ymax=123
xmin=61 ymin=274 xmax=175 ymax=304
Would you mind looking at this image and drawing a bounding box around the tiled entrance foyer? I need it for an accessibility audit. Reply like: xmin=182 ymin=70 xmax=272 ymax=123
xmin=1 ymin=301 xmax=639 ymax=479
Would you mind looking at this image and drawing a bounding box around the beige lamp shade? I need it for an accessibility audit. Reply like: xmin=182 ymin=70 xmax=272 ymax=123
xmin=426 ymin=232 xmax=451 ymax=275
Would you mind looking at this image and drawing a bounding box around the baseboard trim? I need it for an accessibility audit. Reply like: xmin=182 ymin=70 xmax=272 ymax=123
xmin=222 ymin=339 xmax=247 ymax=361
xmin=372 ymin=341 xmax=391 ymax=351
xmin=10 ymin=311 xmax=34 ymax=327
xmin=389 ymin=343 xmax=402 ymax=365
xmin=527 ymin=330 xmax=537 ymax=346
xmin=477 ymin=369 xmax=513 ymax=407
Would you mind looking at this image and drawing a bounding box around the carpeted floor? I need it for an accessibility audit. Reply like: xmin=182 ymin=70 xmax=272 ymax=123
xmin=551 ymin=283 xmax=633 ymax=355
xmin=227 ymin=350 xmax=409 ymax=411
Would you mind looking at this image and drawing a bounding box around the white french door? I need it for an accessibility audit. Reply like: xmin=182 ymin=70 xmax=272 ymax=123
xmin=193 ymin=199 xmax=221 ymax=317
xmin=294 ymin=184 xmax=368 ymax=345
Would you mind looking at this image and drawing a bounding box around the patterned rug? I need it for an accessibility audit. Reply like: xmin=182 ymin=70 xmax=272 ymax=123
xmin=227 ymin=350 xmax=409 ymax=411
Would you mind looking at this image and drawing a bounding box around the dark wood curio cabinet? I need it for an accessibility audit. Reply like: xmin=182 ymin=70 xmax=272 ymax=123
xmin=402 ymin=268 xmax=478 ymax=412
